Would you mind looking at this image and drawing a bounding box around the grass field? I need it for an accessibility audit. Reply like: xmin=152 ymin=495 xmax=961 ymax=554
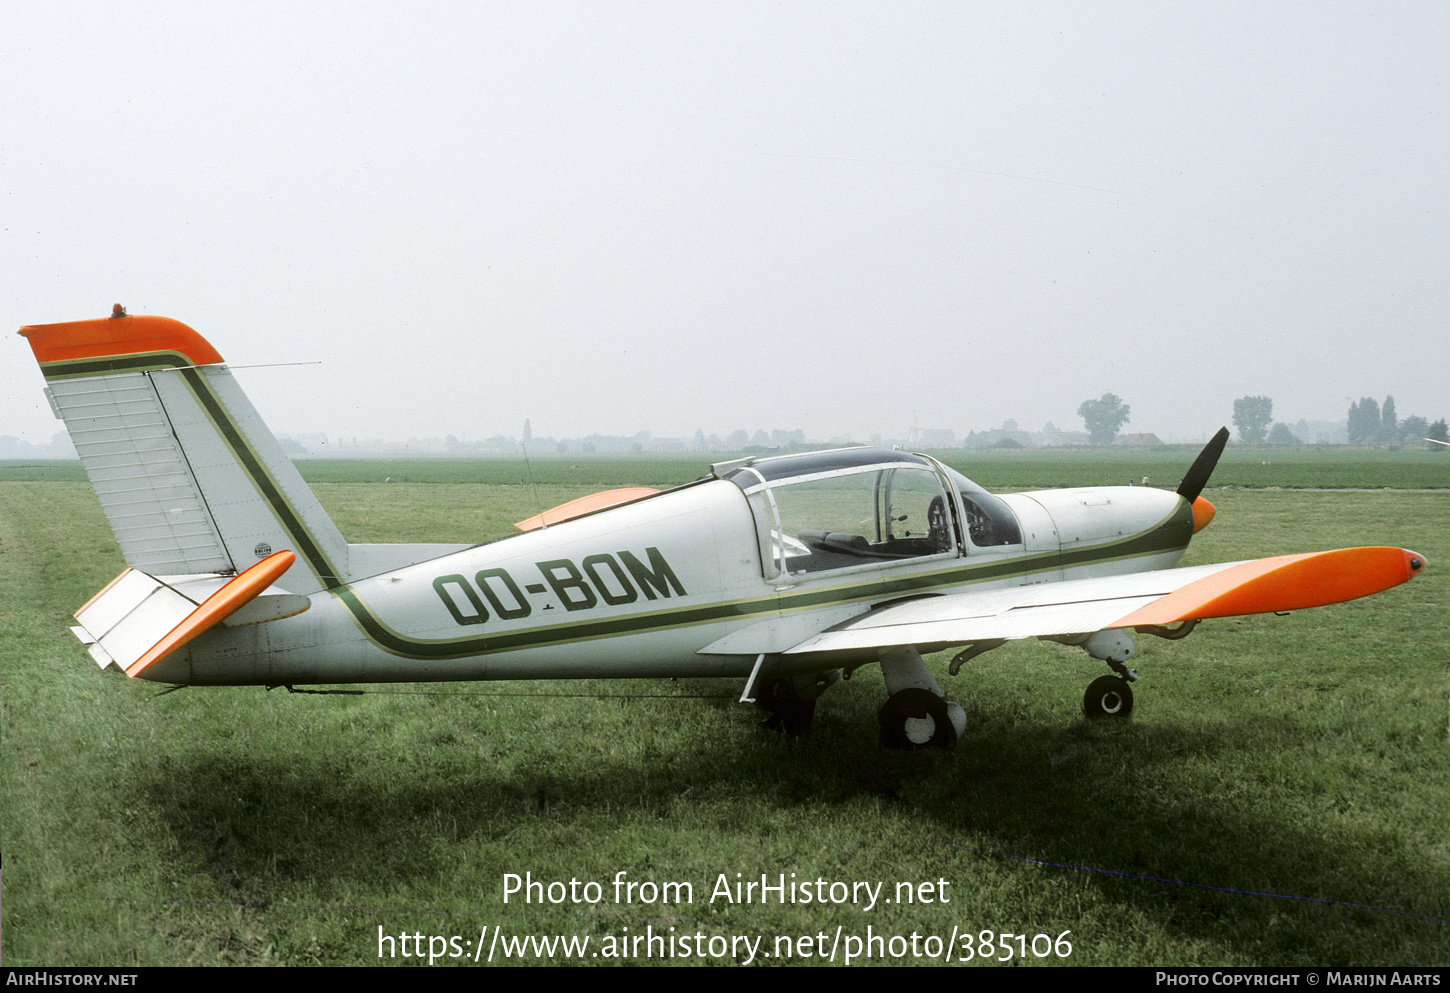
xmin=3 ymin=443 xmax=1448 ymax=490
xmin=2 ymin=460 xmax=1448 ymax=966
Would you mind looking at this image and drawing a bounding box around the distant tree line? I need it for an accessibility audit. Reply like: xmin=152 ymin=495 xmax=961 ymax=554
xmin=1068 ymin=391 xmax=1448 ymax=449
xmin=1227 ymin=394 xmax=1446 ymax=448
xmin=1347 ymin=395 xmax=1446 ymax=447
xmin=1228 ymin=398 xmax=1317 ymax=444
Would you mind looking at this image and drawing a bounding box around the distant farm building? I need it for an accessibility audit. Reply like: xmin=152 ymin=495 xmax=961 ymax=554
xmin=963 ymin=429 xmax=1033 ymax=450
xmin=1041 ymin=430 xmax=1091 ymax=447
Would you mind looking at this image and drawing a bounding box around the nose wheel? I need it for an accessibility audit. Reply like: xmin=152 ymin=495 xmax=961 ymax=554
xmin=1084 ymin=675 xmax=1134 ymax=718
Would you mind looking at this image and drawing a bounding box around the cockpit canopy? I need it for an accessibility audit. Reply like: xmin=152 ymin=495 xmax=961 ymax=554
xmin=714 ymin=448 xmax=1021 ymax=580
xmin=938 ymin=464 xmax=1023 ymax=548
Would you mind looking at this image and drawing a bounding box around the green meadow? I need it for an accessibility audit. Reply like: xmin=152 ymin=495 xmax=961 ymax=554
xmin=290 ymin=445 xmax=1450 ymax=490
xmin=2 ymin=443 xmax=1447 ymax=489
xmin=1 ymin=451 xmax=1447 ymax=966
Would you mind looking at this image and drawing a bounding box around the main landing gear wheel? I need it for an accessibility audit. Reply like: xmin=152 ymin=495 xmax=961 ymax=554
xmin=1084 ymin=675 xmax=1134 ymax=718
xmin=755 ymin=677 xmax=817 ymax=737
xmin=878 ymin=688 xmax=958 ymax=750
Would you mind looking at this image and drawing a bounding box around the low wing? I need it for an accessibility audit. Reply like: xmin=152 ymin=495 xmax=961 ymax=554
xmin=784 ymin=547 xmax=1425 ymax=655
xmin=515 ymin=487 xmax=659 ymax=531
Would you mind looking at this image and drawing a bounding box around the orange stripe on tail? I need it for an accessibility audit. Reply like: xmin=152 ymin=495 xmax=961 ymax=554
xmin=18 ymin=314 xmax=224 ymax=367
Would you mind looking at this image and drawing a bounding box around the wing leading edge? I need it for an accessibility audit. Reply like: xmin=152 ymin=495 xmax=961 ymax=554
xmin=784 ymin=546 xmax=1425 ymax=655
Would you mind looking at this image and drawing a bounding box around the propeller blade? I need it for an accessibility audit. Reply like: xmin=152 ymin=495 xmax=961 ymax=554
xmin=1177 ymin=427 xmax=1230 ymax=504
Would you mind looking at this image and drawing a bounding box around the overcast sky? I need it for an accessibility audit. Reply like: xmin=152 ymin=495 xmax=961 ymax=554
xmin=5 ymin=2 xmax=1446 ymax=447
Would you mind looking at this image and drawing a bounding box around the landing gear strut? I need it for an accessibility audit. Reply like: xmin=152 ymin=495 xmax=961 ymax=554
xmin=1059 ymin=629 xmax=1137 ymax=719
xmin=876 ymin=647 xmax=966 ymax=750
xmin=878 ymin=687 xmax=959 ymax=748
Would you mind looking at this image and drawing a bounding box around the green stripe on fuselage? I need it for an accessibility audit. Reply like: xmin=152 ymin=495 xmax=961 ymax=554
xmin=335 ymin=500 xmax=1193 ymax=661
xmin=56 ymin=351 xmax=1192 ymax=663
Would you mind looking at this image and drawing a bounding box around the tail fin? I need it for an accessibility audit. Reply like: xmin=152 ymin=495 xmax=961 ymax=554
xmin=19 ymin=313 xmax=348 ymax=594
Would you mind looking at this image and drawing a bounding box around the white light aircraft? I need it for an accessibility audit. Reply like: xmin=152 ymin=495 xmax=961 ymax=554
xmin=20 ymin=312 xmax=1428 ymax=748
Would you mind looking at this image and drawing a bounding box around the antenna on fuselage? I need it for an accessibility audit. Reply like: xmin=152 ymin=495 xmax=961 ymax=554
xmin=520 ymin=419 xmax=545 ymax=529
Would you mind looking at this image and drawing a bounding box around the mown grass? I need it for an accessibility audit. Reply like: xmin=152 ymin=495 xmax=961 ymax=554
xmin=1 ymin=479 xmax=1447 ymax=966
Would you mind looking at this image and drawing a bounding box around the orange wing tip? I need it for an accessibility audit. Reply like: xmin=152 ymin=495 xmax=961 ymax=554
xmin=1191 ymin=496 xmax=1216 ymax=534
xmin=1117 ymin=546 xmax=1425 ymax=628
xmin=515 ymin=487 xmax=659 ymax=531
xmin=18 ymin=314 xmax=224 ymax=368
xmin=125 ymin=550 xmax=296 ymax=678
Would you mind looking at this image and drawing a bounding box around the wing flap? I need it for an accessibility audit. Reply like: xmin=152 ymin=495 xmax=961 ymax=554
xmin=784 ymin=547 xmax=1423 ymax=655
xmin=788 ymin=595 xmax=1167 ymax=653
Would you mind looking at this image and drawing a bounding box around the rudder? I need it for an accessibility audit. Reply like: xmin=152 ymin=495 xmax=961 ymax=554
xmin=20 ymin=312 xmax=348 ymax=594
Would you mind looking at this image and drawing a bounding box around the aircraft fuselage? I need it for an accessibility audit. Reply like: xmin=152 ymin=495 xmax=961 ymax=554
xmin=145 ymin=469 xmax=1192 ymax=686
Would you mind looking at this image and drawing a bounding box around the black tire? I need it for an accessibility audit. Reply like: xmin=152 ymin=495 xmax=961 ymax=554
xmin=877 ymin=688 xmax=958 ymax=750
xmin=1084 ymin=675 xmax=1134 ymax=718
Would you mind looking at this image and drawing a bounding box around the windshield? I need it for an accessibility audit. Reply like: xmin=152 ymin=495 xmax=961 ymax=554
xmin=724 ymin=451 xmax=954 ymax=578
xmin=939 ymin=465 xmax=1023 ymax=547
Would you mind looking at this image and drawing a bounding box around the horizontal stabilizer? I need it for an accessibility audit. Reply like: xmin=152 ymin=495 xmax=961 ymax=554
xmin=73 ymin=550 xmax=299 ymax=677
xmin=784 ymin=547 xmax=1424 ymax=655
xmin=515 ymin=488 xmax=659 ymax=531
